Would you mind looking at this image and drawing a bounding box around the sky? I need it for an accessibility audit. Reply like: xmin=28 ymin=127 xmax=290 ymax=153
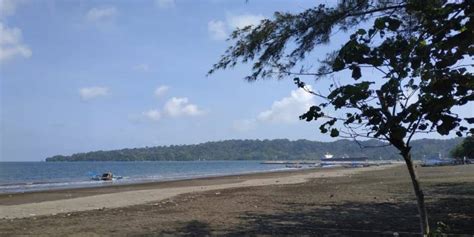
xmin=1 ymin=0 xmax=472 ymax=161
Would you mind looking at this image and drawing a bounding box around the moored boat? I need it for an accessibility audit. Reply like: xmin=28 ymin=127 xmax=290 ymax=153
xmin=320 ymin=152 xmax=369 ymax=167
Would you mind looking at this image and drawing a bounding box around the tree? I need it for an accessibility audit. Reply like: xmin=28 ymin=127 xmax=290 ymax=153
xmin=209 ymin=0 xmax=473 ymax=235
xmin=450 ymin=135 xmax=474 ymax=159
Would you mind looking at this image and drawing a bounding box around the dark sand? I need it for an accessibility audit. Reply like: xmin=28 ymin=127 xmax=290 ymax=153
xmin=1 ymin=165 xmax=473 ymax=236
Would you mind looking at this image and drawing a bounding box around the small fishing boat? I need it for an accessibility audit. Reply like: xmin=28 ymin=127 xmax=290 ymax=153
xmin=91 ymin=172 xmax=123 ymax=181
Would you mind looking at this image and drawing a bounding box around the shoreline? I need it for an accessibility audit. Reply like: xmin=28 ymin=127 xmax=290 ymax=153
xmin=1 ymin=160 xmax=344 ymax=195
xmin=0 ymin=166 xmax=320 ymax=203
xmin=0 ymin=166 xmax=300 ymax=195
xmin=1 ymin=161 xmax=404 ymax=195
xmin=0 ymin=164 xmax=398 ymax=219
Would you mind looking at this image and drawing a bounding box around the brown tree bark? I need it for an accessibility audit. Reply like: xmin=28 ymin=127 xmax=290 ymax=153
xmin=402 ymin=149 xmax=430 ymax=236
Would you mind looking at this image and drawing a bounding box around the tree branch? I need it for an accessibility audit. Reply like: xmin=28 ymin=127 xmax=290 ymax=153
xmin=347 ymin=4 xmax=408 ymax=18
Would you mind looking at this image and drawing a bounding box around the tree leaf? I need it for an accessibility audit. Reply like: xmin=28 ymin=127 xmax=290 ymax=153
xmin=332 ymin=57 xmax=345 ymax=71
xmin=351 ymin=65 xmax=362 ymax=80
xmin=357 ymin=29 xmax=367 ymax=35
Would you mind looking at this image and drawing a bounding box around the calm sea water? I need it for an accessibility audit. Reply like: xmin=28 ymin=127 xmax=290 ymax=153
xmin=0 ymin=161 xmax=290 ymax=193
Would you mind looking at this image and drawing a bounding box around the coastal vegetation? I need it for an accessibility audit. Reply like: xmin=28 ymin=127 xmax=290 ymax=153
xmin=45 ymin=138 xmax=461 ymax=162
xmin=209 ymin=0 xmax=473 ymax=235
xmin=450 ymin=135 xmax=474 ymax=159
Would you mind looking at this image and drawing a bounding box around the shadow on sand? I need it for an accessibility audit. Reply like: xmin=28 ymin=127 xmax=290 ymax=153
xmin=167 ymin=182 xmax=474 ymax=237
xmin=161 ymin=220 xmax=212 ymax=237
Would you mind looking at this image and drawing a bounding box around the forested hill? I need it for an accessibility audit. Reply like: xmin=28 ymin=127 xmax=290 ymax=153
xmin=45 ymin=138 xmax=462 ymax=162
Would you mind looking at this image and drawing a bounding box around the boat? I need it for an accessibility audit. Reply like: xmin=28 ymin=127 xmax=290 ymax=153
xmin=323 ymin=152 xmax=333 ymax=159
xmin=321 ymin=153 xmax=368 ymax=162
xmin=91 ymin=172 xmax=123 ymax=181
xmin=320 ymin=152 xmax=369 ymax=167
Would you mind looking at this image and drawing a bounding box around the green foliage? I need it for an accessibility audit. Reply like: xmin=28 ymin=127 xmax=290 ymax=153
xmin=429 ymin=221 xmax=451 ymax=237
xmin=209 ymin=2 xmax=472 ymax=234
xmin=209 ymin=0 xmax=473 ymax=152
xmin=45 ymin=138 xmax=462 ymax=162
xmin=450 ymin=135 xmax=474 ymax=159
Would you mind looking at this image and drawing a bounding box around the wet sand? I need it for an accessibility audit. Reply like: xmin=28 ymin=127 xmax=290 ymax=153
xmin=0 ymin=167 xmax=352 ymax=206
xmin=1 ymin=164 xmax=473 ymax=236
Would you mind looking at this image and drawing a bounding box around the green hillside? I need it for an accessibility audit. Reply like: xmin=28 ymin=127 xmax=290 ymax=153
xmin=45 ymin=138 xmax=462 ymax=162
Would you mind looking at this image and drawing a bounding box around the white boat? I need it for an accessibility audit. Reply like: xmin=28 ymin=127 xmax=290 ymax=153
xmin=320 ymin=152 xmax=369 ymax=167
xmin=324 ymin=152 xmax=333 ymax=159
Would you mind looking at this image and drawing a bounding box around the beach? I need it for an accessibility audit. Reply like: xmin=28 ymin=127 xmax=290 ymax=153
xmin=1 ymin=164 xmax=473 ymax=236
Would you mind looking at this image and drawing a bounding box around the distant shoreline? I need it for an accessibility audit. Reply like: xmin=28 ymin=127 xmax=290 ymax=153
xmin=44 ymin=138 xmax=461 ymax=162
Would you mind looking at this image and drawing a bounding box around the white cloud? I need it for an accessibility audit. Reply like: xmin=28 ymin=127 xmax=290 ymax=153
xmin=155 ymin=0 xmax=175 ymax=9
xmin=133 ymin=63 xmax=150 ymax=72
xmin=208 ymin=20 xmax=227 ymax=40
xmin=233 ymin=87 xmax=315 ymax=131
xmin=137 ymin=96 xmax=204 ymax=122
xmin=227 ymin=14 xmax=265 ymax=30
xmin=142 ymin=109 xmax=161 ymax=121
xmin=79 ymin=86 xmax=109 ymax=101
xmin=85 ymin=6 xmax=118 ymax=23
xmin=0 ymin=0 xmax=26 ymax=17
xmin=164 ymin=97 xmax=204 ymax=117
xmin=0 ymin=22 xmax=31 ymax=63
xmin=257 ymin=86 xmax=315 ymax=123
xmin=154 ymin=85 xmax=169 ymax=97
xmin=208 ymin=14 xmax=265 ymax=41
xmin=0 ymin=1 xmax=31 ymax=63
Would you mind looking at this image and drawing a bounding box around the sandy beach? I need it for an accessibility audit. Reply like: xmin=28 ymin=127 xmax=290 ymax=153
xmin=0 ymin=165 xmax=394 ymax=219
xmin=1 ymin=164 xmax=474 ymax=236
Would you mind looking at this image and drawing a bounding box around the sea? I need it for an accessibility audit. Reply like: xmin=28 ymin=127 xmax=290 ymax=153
xmin=0 ymin=161 xmax=292 ymax=194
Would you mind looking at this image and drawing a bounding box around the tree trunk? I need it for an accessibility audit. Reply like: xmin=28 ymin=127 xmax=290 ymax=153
xmin=402 ymin=150 xmax=430 ymax=236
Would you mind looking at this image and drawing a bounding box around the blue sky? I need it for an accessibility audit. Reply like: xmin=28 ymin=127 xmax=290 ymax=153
xmin=1 ymin=0 xmax=472 ymax=161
